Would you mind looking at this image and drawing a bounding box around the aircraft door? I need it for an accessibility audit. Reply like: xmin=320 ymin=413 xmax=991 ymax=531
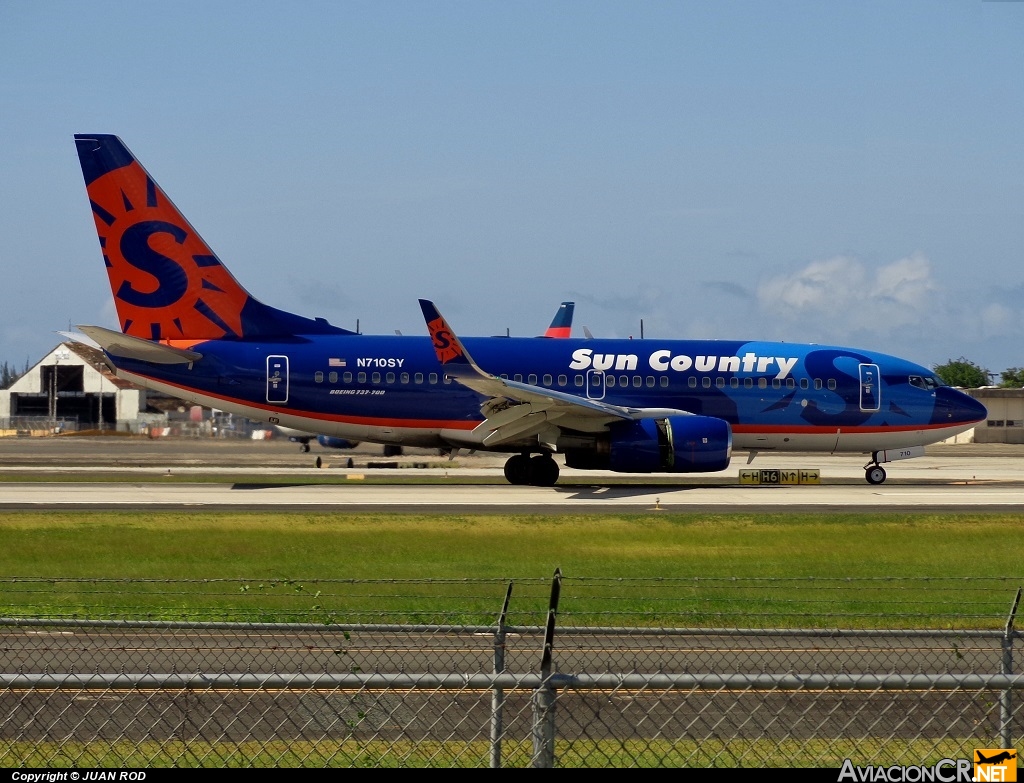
xmin=859 ymin=363 xmax=880 ymax=412
xmin=586 ymin=370 xmax=606 ymax=400
xmin=267 ymin=355 xmax=289 ymax=404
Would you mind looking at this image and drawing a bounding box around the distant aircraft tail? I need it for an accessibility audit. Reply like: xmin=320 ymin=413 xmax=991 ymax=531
xmin=74 ymin=134 xmax=351 ymax=342
xmin=543 ymin=301 xmax=574 ymax=338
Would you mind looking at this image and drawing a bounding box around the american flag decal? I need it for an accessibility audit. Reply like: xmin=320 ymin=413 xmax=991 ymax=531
xmin=328 ymin=358 xmax=346 ymax=367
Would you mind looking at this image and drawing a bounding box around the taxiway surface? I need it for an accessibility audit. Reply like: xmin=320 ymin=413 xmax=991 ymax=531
xmin=0 ymin=437 xmax=1022 ymax=511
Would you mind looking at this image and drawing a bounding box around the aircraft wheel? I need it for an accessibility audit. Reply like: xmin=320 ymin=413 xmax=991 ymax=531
xmin=503 ymin=454 xmax=531 ymax=485
xmin=300 ymin=443 xmax=310 ymax=453
xmin=865 ymin=466 xmax=887 ymax=485
xmin=383 ymin=444 xmax=404 ymax=457
xmin=529 ymin=455 xmax=560 ymax=487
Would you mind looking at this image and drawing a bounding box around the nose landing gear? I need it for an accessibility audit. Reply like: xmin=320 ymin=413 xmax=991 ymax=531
xmin=865 ymin=464 xmax=887 ymax=485
xmin=864 ymin=452 xmax=887 ymax=485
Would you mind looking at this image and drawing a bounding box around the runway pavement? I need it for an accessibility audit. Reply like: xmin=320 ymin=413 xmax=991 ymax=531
xmin=0 ymin=437 xmax=1023 ymax=510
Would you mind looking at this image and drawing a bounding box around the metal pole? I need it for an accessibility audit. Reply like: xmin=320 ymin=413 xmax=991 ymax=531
xmin=490 ymin=581 xmax=513 ymax=769
xmin=532 ymin=568 xmax=561 ymax=768
xmin=1000 ymin=586 xmax=1021 ymax=749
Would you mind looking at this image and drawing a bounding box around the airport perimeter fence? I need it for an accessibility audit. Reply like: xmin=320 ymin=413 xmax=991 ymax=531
xmin=0 ymin=575 xmax=1022 ymax=768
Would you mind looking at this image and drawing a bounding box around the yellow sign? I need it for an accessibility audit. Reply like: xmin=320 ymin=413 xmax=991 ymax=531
xmin=738 ymin=469 xmax=820 ymax=485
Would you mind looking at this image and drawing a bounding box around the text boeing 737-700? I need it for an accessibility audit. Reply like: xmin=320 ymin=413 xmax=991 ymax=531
xmin=70 ymin=134 xmax=987 ymax=486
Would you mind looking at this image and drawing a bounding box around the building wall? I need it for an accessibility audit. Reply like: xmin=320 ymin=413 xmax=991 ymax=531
xmin=967 ymin=389 xmax=1024 ymax=444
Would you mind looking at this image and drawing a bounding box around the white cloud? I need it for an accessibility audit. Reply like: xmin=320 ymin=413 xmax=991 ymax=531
xmin=756 ymin=253 xmax=937 ymax=336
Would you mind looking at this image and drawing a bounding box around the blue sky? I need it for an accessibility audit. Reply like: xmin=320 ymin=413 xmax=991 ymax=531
xmin=1 ymin=1 xmax=1022 ymax=376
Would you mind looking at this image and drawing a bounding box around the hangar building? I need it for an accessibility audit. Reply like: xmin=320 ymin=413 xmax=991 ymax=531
xmin=0 ymin=342 xmax=151 ymax=432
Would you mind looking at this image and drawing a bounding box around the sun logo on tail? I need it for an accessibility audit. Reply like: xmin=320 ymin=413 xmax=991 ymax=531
xmin=426 ymin=316 xmax=464 ymax=364
xmin=85 ymin=160 xmax=250 ymax=341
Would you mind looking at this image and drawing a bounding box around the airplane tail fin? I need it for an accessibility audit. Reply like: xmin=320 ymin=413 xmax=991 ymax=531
xmin=543 ymin=301 xmax=574 ymax=338
xmin=74 ymin=134 xmax=351 ymax=342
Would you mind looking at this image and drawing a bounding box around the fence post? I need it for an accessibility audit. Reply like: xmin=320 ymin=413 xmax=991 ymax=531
xmin=532 ymin=568 xmax=562 ymax=769
xmin=490 ymin=580 xmax=513 ymax=769
xmin=1000 ymin=586 xmax=1021 ymax=749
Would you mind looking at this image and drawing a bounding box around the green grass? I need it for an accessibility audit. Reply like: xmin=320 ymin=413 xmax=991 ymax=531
xmin=0 ymin=511 xmax=1022 ymax=626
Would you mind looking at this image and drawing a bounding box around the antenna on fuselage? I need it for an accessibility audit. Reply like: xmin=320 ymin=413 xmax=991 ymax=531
xmin=640 ymin=319 xmax=644 ymax=339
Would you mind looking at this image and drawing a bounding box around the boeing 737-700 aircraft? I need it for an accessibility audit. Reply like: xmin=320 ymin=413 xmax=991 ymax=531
xmin=71 ymin=134 xmax=987 ymax=486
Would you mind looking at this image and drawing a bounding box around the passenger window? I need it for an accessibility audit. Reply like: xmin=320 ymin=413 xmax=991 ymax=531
xmin=606 ymin=376 xmax=616 ymax=388
xmin=386 ymin=372 xmax=395 ymax=383
xmin=786 ymin=378 xmax=795 ymax=389
xmin=372 ymin=372 xmax=381 ymax=384
xmin=543 ymin=374 xmax=553 ymax=386
xmin=558 ymin=375 xmax=567 ymax=387
xmin=443 ymin=375 xmax=452 ymax=384
xmin=329 ymin=372 xmax=338 ymax=383
xmin=343 ymin=372 xmax=352 ymax=383
xmin=758 ymin=378 xmax=767 ymax=389
xmin=414 ymin=372 xmax=423 ymax=384
xmin=814 ymin=379 xmax=822 ymax=390
xmin=400 ymin=372 xmax=409 ymax=384
xmin=688 ymin=377 xmax=697 ymax=388
xmin=772 ymin=379 xmax=781 ymax=389
xmin=715 ymin=377 xmax=725 ymax=388
xmin=646 ymin=376 xmax=655 ymax=388
xmin=429 ymin=373 xmax=438 ymax=384
xmin=315 ymin=371 xmax=324 ymax=383
xmin=633 ymin=376 xmax=642 ymax=388
xmin=827 ymin=379 xmax=837 ymax=390
xmin=800 ymin=378 xmax=808 ymax=390
xmin=730 ymin=377 xmax=739 ymax=388
xmin=660 ymin=376 xmax=669 ymax=388
xmin=702 ymin=377 xmax=711 ymax=388
xmin=528 ymin=374 xmax=538 ymax=385
xmin=575 ymin=375 xmax=584 ymax=387
xmin=357 ymin=372 xmax=367 ymax=383
xmin=744 ymin=378 xmax=753 ymax=388
xmin=514 ymin=374 xmax=523 ymax=383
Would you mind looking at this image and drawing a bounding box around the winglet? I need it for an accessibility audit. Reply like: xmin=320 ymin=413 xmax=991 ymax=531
xmin=418 ymin=299 xmax=478 ymax=373
xmin=543 ymin=302 xmax=574 ymax=338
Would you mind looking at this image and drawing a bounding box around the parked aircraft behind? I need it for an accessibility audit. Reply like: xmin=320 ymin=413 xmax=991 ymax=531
xmin=71 ymin=134 xmax=987 ymax=486
xmin=274 ymin=426 xmax=360 ymax=453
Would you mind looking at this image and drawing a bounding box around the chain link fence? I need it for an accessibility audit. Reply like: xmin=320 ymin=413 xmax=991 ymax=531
xmin=0 ymin=576 xmax=1021 ymax=767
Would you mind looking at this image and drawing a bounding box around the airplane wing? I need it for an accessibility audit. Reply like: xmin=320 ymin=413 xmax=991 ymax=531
xmin=419 ymin=300 xmax=688 ymax=448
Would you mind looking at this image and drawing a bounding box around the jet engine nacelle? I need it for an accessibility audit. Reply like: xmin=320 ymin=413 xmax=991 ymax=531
xmin=566 ymin=415 xmax=731 ymax=473
xmin=316 ymin=435 xmax=360 ymax=450
xmin=610 ymin=415 xmax=731 ymax=473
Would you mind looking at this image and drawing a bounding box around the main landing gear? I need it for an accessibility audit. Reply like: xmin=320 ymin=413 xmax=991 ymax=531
xmin=503 ymin=453 xmax=560 ymax=487
xmin=864 ymin=453 xmax=887 ymax=485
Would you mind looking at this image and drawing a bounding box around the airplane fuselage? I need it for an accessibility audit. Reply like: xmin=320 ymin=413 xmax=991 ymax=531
xmin=110 ymin=333 xmax=985 ymax=456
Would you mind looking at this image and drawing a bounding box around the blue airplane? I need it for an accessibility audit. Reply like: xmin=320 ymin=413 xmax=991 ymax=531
xmin=275 ymin=302 xmax=575 ymax=452
xmin=71 ymin=134 xmax=987 ymax=486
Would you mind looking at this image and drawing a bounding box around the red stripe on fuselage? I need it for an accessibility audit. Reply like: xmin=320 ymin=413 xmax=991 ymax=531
xmin=127 ymin=370 xmax=477 ymax=430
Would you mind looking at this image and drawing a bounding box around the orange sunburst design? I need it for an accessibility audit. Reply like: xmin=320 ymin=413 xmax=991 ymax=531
xmin=86 ymin=160 xmax=250 ymax=341
xmin=426 ymin=316 xmax=464 ymax=364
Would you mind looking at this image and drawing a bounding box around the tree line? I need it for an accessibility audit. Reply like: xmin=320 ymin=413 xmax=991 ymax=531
xmin=931 ymin=358 xmax=1023 ymax=388
xmin=0 ymin=359 xmax=31 ymax=390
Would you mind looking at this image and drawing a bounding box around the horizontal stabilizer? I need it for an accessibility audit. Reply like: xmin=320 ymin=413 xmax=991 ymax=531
xmin=76 ymin=325 xmax=203 ymax=364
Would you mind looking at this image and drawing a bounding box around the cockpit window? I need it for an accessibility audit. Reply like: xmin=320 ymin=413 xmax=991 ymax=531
xmin=909 ymin=375 xmax=944 ymax=390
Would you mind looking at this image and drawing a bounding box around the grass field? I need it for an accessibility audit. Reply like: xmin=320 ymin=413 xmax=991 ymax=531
xmin=1 ymin=510 xmax=1022 ymax=626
